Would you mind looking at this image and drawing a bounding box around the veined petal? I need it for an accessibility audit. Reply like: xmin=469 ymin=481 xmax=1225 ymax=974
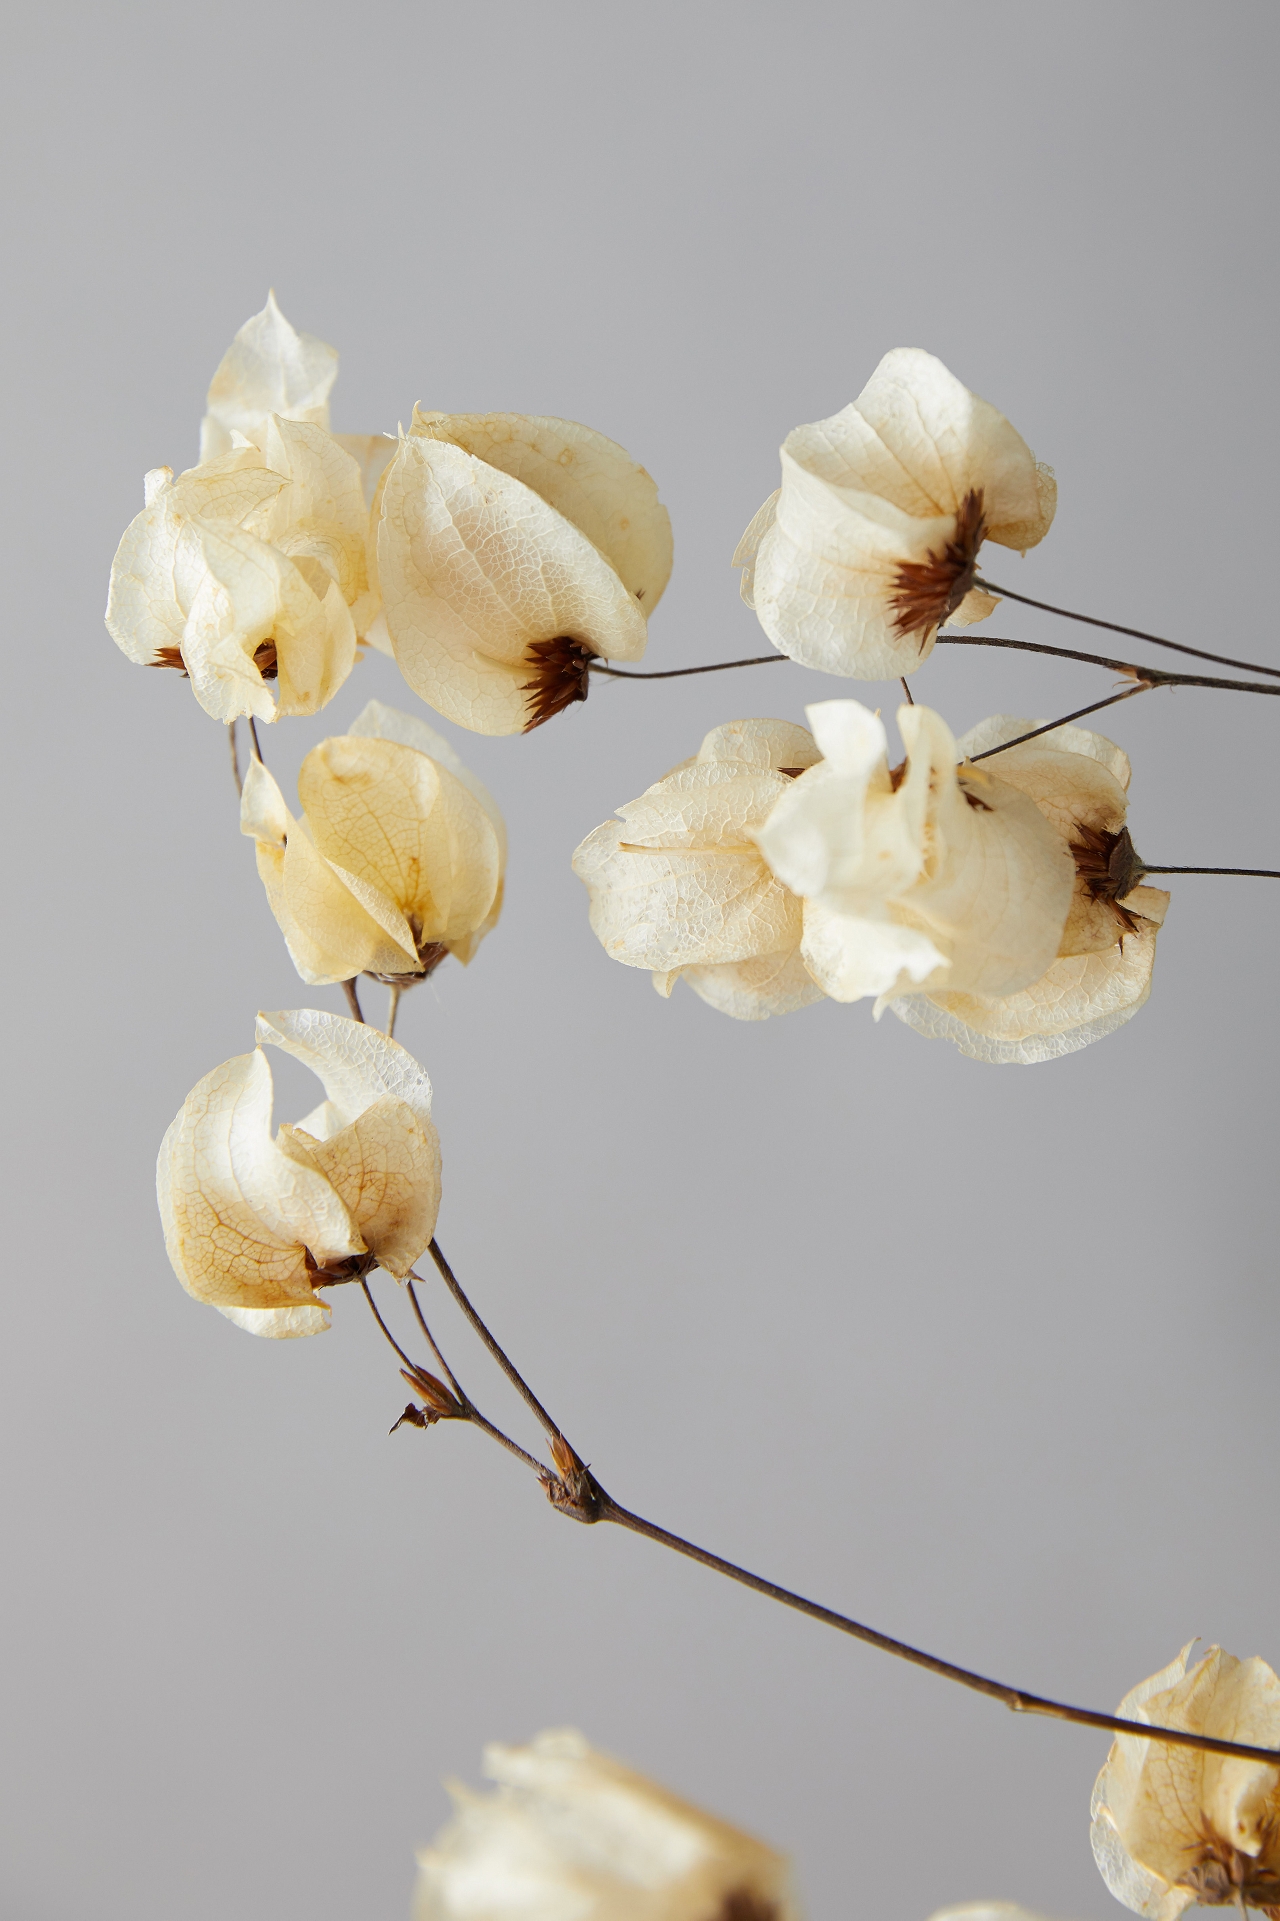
xmin=347 ymin=698 xmax=508 ymax=871
xmin=273 ymin=827 xmax=419 ymax=984
xmin=672 ymin=948 xmax=826 ymax=1021
xmin=200 ymin=292 xmax=338 ymax=461
xmin=256 ymin=1009 xmax=436 ymax=1134
xmin=282 ymin=1096 xmax=441 ymax=1277
xmin=216 ymin=1302 xmax=331 ymax=1338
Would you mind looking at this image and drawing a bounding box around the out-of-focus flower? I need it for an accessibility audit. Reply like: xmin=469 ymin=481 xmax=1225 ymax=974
xmin=1091 ymin=1644 xmax=1280 ymax=1921
xmin=241 ymin=700 xmax=505 ymax=986
xmin=413 ymin=1728 xmax=799 ymax=1921
xmin=378 ymin=408 xmax=673 ymax=734
xmin=108 ymin=296 xmax=381 ymax=722
xmin=929 ymin=1907 xmax=1066 ymax=1921
xmin=889 ymin=717 xmax=1168 ymax=1062
xmin=734 ymin=349 xmax=1055 ymax=680
xmin=757 ymin=700 xmax=1074 ymax=1008
xmin=572 ymin=718 xmax=825 ymax=1021
xmin=157 ymin=1010 xmax=441 ymax=1338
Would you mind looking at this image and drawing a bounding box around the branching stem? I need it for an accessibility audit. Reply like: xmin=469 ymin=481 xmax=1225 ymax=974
xmin=590 ymin=655 xmax=785 ymax=681
xmin=973 ymin=578 xmax=1280 ymax=682
xmin=342 ymin=978 xmax=365 ymax=1023
xmin=937 ymin=633 xmax=1280 ymax=697
xmin=968 ymin=685 xmax=1152 ymax=761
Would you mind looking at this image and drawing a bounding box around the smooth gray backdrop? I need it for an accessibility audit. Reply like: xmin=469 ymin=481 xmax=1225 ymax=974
xmin=3 ymin=5 xmax=1277 ymax=1918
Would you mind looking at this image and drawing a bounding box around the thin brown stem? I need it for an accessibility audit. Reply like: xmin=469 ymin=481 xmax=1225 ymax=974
xmin=228 ymin=721 xmax=242 ymax=796
xmin=342 ymin=978 xmax=365 ymax=1023
xmin=968 ymin=685 xmax=1152 ymax=762
xmin=900 ymin=677 xmax=915 ymax=705
xmin=973 ymin=578 xmax=1280 ymax=682
xmin=247 ymin=716 xmax=266 ymax=764
xmin=397 ymin=1252 xmax=1280 ymax=1768
xmin=589 ymin=655 xmax=786 ymax=680
xmin=1141 ymin=866 xmax=1280 ymax=878
xmin=386 ymin=984 xmax=402 ymax=1040
xmin=406 ymin=1278 xmax=466 ymax=1405
xmin=360 ymin=1277 xmax=421 ymax=1376
xmin=937 ymin=632 xmax=1280 ymax=697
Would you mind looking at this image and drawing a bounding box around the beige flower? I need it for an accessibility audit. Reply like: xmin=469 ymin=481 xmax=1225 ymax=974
xmin=241 ymin=699 xmax=505 ymax=987
xmin=378 ymin=408 xmax=672 ymax=734
xmin=157 ymin=1010 xmax=441 ymax=1338
xmin=889 ymin=717 xmax=1169 ymax=1062
xmin=734 ymin=349 xmax=1055 ymax=680
xmin=1091 ymin=1644 xmax=1280 ymax=1921
xmin=198 ymin=291 xmax=339 ymax=462
xmin=572 ymin=718 xmax=826 ymax=1021
xmin=414 ymin=1728 xmax=799 ymax=1921
xmin=757 ymin=700 xmax=1074 ymax=1008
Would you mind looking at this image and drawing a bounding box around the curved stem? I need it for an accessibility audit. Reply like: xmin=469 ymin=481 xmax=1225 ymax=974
xmin=247 ymin=716 xmax=266 ymax=764
xmin=1142 ymin=866 xmax=1280 ymax=878
xmin=423 ymin=1242 xmax=565 ymax=1446
xmin=342 ymin=978 xmax=365 ymax=1023
xmin=938 ymin=633 xmax=1280 ymax=696
xmin=590 ymin=655 xmax=786 ymax=681
xmin=968 ymin=685 xmax=1151 ymax=761
xmin=973 ymin=578 xmax=1280 ymax=682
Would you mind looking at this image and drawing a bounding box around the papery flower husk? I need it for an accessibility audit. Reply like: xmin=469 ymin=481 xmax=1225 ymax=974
xmin=1091 ymin=1644 xmax=1280 ymax=1921
xmin=573 ymin=719 xmax=825 ymax=1020
xmin=199 ymin=292 xmax=338 ymax=461
xmin=413 ymin=1728 xmax=799 ymax=1921
xmin=378 ymin=409 xmax=671 ymax=735
xmin=735 ymin=348 xmax=1054 ymax=679
xmin=157 ymin=1011 xmax=441 ymax=1337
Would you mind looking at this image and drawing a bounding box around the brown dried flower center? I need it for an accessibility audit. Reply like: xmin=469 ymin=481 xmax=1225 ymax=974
xmin=1179 ymin=1828 xmax=1280 ymax=1912
xmin=304 ymin=1249 xmax=378 ymax=1286
xmin=150 ymin=638 xmax=279 ymax=679
xmin=1070 ymin=822 xmax=1147 ymax=936
xmin=521 ymin=636 xmax=597 ymax=731
xmin=366 ymin=938 xmax=451 ymax=988
xmin=149 ymin=645 xmax=188 ymax=674
xmin=889 ymin=488 xmax=987 ymax=642
xmin=712 ymin=1895 xmax=781 ymax=1921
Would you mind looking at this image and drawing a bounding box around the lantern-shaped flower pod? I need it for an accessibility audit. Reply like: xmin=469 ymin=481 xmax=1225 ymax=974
xmin=414 ymin=1728 xmax=800 ymax=1921
xmin=735 ymin=349 xmax=1055 ymax=681
xmin=157 ymin=1011 xmax=441 ymax=1338
xmin=378 ymin=407 xmax=672 ymax=734
xmin=572 ymin=718 xmax=825 ymax=1020
xmin=888 ymin=717 xmax=1168 ymax=1062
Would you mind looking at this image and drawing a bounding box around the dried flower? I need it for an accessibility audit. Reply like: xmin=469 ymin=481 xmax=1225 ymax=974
xmin=157 ymin=1010 xmax=441 ymax=1338
xmin=378 ymin=409 xmax=672 ymax=734
xmin=889 ymin=718 xmax=1168 ymax=1062
xmin=1091 ymin=1644 xmax=1280 ymax=1921
xmin=241 ymin=700 xmax=505 ymax=986
xmin=734 ymin=349 xmax=1055 ymax=680
xmin=572 ymin=718 xmax=826 ymax=1020
xmin=107 ymin=296 xmax=380 ymax=722
xmin=413 ymin=1728 xmax=799 ymax=1921
xmin=757 ymin=700 xmax=1074 ymax=1008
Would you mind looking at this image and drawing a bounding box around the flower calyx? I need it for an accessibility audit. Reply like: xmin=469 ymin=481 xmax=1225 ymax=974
xmin=1179 ymin=1829 xmax=1280 ymax=1914
xmin=302 ymin=1247 xmax=379 ymax=1286
xmin=890 ymin=487 xmax=987 ymax=642
xmin=1071 ymin=822 xmax=1148 ymax=933
xmin=393 ymin=1364 xmax=467 ymax=1430
xmin=544 ymin=1433 xmax=608 ymax=1524
xmin=365 ymin=938 xmax=452 ymax=988
xmin=521 ymin=636 xmax=597 ymax=731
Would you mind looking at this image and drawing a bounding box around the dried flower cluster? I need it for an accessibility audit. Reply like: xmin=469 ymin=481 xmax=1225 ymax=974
xmin=576 ymin=700 xmax=1168 ymax=1061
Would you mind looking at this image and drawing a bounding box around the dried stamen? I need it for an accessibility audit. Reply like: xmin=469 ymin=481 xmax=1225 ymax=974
xmin=304 ymin=1248 xmax=379 ymax=1286
xmin=889 ymin=488 xmax=987 ymax=642
xmin=365 ymin=938 xmax=451 ymax=989
xmin=1070 ymin=823 xmax=1147 ymax=935
xmin=253 ymin=639 xmax=279 ymax=679
xmin=521 ymin=636 xmax=597 ymax=731
xmin=149 ymin=645 xmax=188 ymax=674
xmin=1179 ymin=1826 xmax=1280 ymax=1911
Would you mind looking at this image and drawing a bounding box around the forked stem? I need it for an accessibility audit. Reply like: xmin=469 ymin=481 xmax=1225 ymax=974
xmin=973 ymin=578 xmax=1280 ymax=682
xmin=968 ymin=684 xmax=1152 ymax=761
xmin=342 ymin=978 xmax=365 ymax=1023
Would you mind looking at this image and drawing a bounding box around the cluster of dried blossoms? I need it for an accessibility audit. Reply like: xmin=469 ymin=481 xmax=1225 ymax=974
xmin=115 ymin=298 xmax=1277 ymax=1918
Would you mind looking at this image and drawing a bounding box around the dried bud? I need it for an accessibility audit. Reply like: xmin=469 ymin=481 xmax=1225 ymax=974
xmin=157 ymin=1010 xmax=441 ymax=1338
xmin=1092 ymin=1644 xmax=1280 ymax=1921
xmin=572 ymin=719 xmax=826 ymax=1021
xmin=889 ymin=718 xmax=1169 ymax=1062
xmin=414 ymin=1729 xmax=799 ymax=1921
xmin=378 ymin=409 xmax=672 ymax=734
xmin=734 ymin=349 xmax=1054 ymax=680
xmin=241 ymin=699 xmax=505 ymax=986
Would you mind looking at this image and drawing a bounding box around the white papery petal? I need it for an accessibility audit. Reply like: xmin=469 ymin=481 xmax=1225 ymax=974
xmin=215 ymin=1303 xmax=332 ymax=1338
xmin=199 ymin=292 xmax=338 ymax=461
xmin=256 ymin=1009 xmax=435 ymax=1133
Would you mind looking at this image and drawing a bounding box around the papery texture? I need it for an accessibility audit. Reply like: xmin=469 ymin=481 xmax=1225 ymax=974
xmin=573 ymin=718 xmax=825 ymax=1020
xmin=736 ymin=349 xmax=1054 ymax=679
xmin=199 ymin=292 xmax=339 ymax=461
xmin=157 ymin=1012 xmax=441 ymax=1335
xmin=1091 ymin=1645 xmax=1280 ymax=1921
xmin=378 ymin=410 xmax=670 ymax=734
xmin=414 ymin=1728 xmax=799 ymax=1921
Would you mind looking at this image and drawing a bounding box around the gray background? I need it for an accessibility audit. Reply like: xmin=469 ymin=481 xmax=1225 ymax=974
xmin=3 ymin=4 xmax=1277 ymax=1917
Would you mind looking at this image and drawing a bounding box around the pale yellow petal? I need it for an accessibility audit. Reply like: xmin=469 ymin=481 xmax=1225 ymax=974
xmin=255 ymin=1008 xmax=436 ymax=1135
xmin=347 ymin=697 xmax=508 ymax=873
xmin=200 ymin=292 xmax=338 ymax=461
xmin=281 ymin=1096 xmax=440 ymax=1278
xmin=215 ymin=1302 xmax=331 ymax=1338
xmin=675 ymin=947 xmax=826 ymax=1021
xmin=273 ymin=826 xmax=418 ymax=984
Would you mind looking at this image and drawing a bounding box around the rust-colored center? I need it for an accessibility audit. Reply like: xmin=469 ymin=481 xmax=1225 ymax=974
xmin=520 ymin=636 xmax=597 ymax=731
xmin=1070 ymin=822 xmax=1146 ymax=935
xmin=889 ymin=487 xmax=987 ymax=643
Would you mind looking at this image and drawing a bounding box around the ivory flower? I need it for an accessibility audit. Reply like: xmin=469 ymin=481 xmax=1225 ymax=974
xmin=414 ymin=1728 xmax=799 ymax=1921
xmin=157 ymin=1009 xmax=441 ymax=1338
xmin=757 ymin=700 xmax=1075 ymax=1009
xmin=241 ymin=700 xmax=505 ymax=986
xmin=735 ymin=349 xmax=1056 ymax=680
xmin=1091 ymin=1644 xmax=1280 ymax=1921
xmin=572 ymin=718 xmax=826 ymax=1021
xmin=889 ymin=717 xmax=1169 ymax=1063
xmin=378 ymin=407 xmax=673 ymax=734
xmin=107 ymin=298 xmax=379 ymax=722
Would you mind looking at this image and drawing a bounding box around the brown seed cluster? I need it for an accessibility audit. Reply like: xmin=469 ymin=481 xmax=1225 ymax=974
xmin=889 ymin=487 xmax=987 ymax=642
xmin=1070 ymin=822 xmax=1146 ymax=935
xmin=1180 ymin=1827 xmax=1280 ymax=1915
xmin=521 ymin=636 xmax=597 ymax=731
xmin=151 ymin=638 xmax=278 ymax=678
xmin=714 ymin=1895 xmax=781 ymax=1921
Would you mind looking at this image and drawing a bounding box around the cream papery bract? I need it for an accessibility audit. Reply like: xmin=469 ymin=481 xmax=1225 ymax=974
xmin=241 ymin=700 xmax=505 ymax=986
xmin=156 ymin=1010 xmax=441 ymax=1338
xmin=377 ymin=408 xmax=673 ymax=735
xmin=106 ymin=414 xmax=376 ymax=722
xmin=757 ymin=700 xmax=1074 ymax=1008
xmin=572 ymin=718 xmax=826 ymax=1021
xmin=1091 ymin=1645 xmax=1280 ymax=1921
xmin=889 ymin=717 xmax=1169 ymax=1063
xmin=735 ymin=349 xmax=1055 ymax=680
xmin=199 ymin=292 xmax=339 ymax=462
xmin=413 ymin=1729 xmax=799 ymax=1921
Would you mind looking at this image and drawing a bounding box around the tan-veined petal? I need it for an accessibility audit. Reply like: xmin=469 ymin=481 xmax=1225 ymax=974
xmin=272 ymin=824 xmax=419 ymax=985
xmin=662 ymin=947 xmax=827 ymax=1021
xmin=199 ymin=292 xmax=338 ymax=461
xmin=256 ymin=1009 xmax=437 ymax=1135
xmin=254 ymin=416 xmax=370 ymax=614
xmin=281 ymin=1095 xmax=440 ymax=1277
xmin=348 ymin=698 xmax=508 ymax=870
